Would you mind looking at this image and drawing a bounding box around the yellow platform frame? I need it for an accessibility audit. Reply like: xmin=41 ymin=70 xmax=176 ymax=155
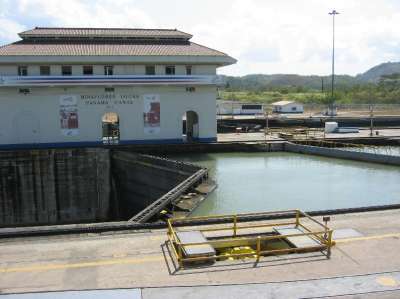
xmin=167 ymin=209 xmax=333 ymax=268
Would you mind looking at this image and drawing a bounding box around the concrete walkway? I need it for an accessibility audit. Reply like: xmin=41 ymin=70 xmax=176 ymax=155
xmin=217 ymin=128 xmax=400 ymax=143
xmin=3 ymin=271 xmax=400 ymax=298
xmin=1 ymin=210 xmax=400 ymax=297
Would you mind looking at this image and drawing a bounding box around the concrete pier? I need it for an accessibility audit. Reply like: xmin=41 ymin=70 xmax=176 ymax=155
xmin=1 ymin=209 xmax=400 ymax=297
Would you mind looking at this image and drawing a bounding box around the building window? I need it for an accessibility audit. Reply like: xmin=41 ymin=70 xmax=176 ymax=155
xmin=40 ymin=66 xmax=50 ymax=76
xmin=186 ymin=65 xmax=192 ymax=75
xmin=145 ymin=65 xmax=155 ymax=75
xmin=105 ymin=87 xmax=115 ymax=93
xmin=83 ymin=65 xmax=93 ymax=75
xmin=18 ymin=66 xmax=28 ymax=76
xmin=62 ymin=65 xmax=72 ymax=76
xmin=165 ymin=65 xmax=175 ymax=75
xmin=104 ymin=65 xmax=114 ymax=76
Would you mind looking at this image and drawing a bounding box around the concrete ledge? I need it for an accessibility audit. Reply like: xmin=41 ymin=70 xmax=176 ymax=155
xmin=2 ymin=204 xmax=400 ymax=239
xmin=284 ymin=142 xmax=400 ymax=166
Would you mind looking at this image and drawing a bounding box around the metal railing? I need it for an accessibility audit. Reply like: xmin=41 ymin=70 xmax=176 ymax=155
xmin=129 ymin=167 xmax=208 ymax=223
xmin=167 ymin=209 xmax=333 ymax=269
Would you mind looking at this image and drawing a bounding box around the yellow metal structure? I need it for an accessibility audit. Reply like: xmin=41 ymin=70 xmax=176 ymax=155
xmin=167 ymin=209 xmax=333 ymax=269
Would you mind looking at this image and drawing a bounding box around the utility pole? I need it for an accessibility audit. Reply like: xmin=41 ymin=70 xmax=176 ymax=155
xmin=329 ymin=10 xmax=339 ymax=115
xmin=265 ymin=109 xmax=269 ymax=144
xmin=321 ymin=77 xmax=324 ymax=93
xmin=369 ymin=105 xmax=374 ymax=137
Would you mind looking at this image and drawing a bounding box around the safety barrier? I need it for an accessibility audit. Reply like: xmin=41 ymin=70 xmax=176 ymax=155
xmin=167 ymin=209 xmax=333 ymax=269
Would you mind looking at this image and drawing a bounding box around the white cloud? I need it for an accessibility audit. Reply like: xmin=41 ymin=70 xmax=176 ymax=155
xmin=188 ymin=0 xmax=400 ymax=76
xmin=0 ymin=0 xmax=399 ymax=76
xmin=17 ymin=0 xmax=156 ymax=28
xmin=0 ymin=18 xmax=26 ymax=43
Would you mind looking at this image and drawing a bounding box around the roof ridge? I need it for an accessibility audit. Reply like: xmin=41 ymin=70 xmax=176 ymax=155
xmin=32 ymin=27 xmax=180 ymax=31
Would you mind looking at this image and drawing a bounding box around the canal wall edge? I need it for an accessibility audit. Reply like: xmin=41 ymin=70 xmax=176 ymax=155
xmin=284 ymin=142 xmax=400 ymax=166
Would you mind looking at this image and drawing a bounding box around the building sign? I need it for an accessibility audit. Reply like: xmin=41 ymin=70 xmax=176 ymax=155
xmin=60 ymin=95 xmax=79 ymax=136
xmin=143 ymin=94 xmax=160 ymax=134
xmin=81 ymin=94 xmax=139 ymax=105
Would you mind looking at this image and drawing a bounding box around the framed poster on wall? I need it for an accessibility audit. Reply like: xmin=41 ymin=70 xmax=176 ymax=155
xmin=143 ymin=94 xmax=160 ymax=134
xmin=59 ymin=95 xmax=79 ymax=136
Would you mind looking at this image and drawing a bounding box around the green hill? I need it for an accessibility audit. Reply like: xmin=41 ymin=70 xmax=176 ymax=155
xmin=356 ymin=62 xmax=400 ymax=82
xmin=219 ymin=62 xmax=400 ymax=104
xmin=221 ymin=61 xmax=400 ymax=92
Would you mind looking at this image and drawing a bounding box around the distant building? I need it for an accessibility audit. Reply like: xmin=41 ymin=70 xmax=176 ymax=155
xmin=217 ymin=101 xmax=264 ymax=115
xmin=0 ymin=27 xmax=236 ymax=149
xmin=272 ymin=101 xmax=303 ymax=114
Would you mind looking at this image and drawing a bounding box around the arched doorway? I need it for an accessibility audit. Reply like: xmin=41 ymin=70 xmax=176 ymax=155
xmin=182 ymin=111 xmax=199 ymax=142
xmin=102 ymin=112 xmax=120 ymax=145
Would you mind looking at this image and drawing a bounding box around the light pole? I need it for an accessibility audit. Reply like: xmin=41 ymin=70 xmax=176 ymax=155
xmin=329 ymin=9 xmax=339 ymax=115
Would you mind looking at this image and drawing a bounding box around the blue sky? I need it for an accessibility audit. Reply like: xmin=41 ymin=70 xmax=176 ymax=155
xmin=1 ymin=0 xmax=399 ymax=76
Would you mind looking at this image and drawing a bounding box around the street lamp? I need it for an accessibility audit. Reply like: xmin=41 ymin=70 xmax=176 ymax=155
xmin=329 ymin=9 xmax=339 ymax=116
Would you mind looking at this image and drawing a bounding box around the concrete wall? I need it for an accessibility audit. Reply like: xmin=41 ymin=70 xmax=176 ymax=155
xmin=0 ymin=148 xmax=204 ymax=227
xmin=0 ymin=85 xmax=217 ymax=148
xmin=285 ymin=142 xmax=400 ymax=166
xmin=111 ymin=151 xmax=201 ymax=220
xmin=0 ymin=148 xmax=111 ymax=227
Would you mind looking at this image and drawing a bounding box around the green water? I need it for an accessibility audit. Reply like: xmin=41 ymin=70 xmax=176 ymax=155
xmin=170 ymin=152 xmax=400 ymax=216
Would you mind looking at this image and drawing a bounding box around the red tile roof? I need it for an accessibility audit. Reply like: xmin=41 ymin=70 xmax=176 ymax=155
xmin=0 ymin=27 xmax=237 ymax=65
xmin=0 ymin=41 xmax=228 ymax=57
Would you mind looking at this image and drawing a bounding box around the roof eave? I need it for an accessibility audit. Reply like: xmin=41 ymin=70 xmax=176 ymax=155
xmin=0 ymin=54 xmax=237 ymax=65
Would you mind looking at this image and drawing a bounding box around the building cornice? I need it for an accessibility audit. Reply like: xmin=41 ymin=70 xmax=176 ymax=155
xmin=0 ymin=75 xmax=220 ymax=87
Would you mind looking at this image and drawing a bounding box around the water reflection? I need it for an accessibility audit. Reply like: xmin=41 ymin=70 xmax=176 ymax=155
xmin=170 ymin=152 xmax=400 ymax=215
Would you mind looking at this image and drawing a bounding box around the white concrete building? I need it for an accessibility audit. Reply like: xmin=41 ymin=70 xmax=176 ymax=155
xmin=272 ymin=101 xmax=304 ymax=114
xmin=0 ymin=27 xmax=236 ymax=149
xmin=217 ymin=101 xmax=264 ymax=115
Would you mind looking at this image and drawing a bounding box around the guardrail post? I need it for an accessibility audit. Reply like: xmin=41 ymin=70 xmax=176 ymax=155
xmin=178 ymin=243 xmax=184 ymax=269
xmin=327 ymin=230 xmax=333 ymax=259
xmin=256 ymin=236 xmax=261 ymax=262
xmin=295 ymin=210 xmax=300 ymax=227
xmin=233 ymin=215 xmax=237 ymax=237
xmin=167 ymin=220 xmax=172 ymax=236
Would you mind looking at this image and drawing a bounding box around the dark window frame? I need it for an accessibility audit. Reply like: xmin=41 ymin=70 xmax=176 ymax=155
xmin=145 ymin=65 xmax=156 ymax=75
xmin=242 ymin=104 xmax=262 ymax=110
xmin=186 ymin=65 xmax=192 ymax=75
xmin=18 ymin=66 xmax=28 ymax=76
xmin=83 ymin=65 xmax=93 ymax=75
xmin=61 ymin=65 xmax=72 ymax=76
xmin=165 ymin=65 xmax=175 ymax=75
xmin=40 ymin=66 xmax=50 ymax=76
xmin=104 ymin=65 xmax=114 ymax=76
